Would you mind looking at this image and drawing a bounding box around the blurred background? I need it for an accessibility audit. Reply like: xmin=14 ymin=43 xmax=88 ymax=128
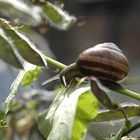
xmin=0 ymin=0 xmax=140 ymax=139
xmin=45 ymin=1 xmax=140 ymax=138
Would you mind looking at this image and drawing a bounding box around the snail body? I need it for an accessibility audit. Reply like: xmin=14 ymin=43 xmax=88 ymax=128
xmin=60 ymin=43 xmax=129 ymax=86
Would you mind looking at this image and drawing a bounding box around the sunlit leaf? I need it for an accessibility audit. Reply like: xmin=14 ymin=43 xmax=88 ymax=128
xmin=21 ymin=66 xmax=42 ymax=86
xmin=0 ymin=0 xmax=41 ymax=25
xmin=5 ymin=62 xmax=39 ymax=115
xmin=3 ymin=28 xmax=47 ymax=66
xmin=93 ymin=103 xmax=140 ymax=122
xmin=71 ymin=90 xmax=98 ymax=140
xmin=42 ymin=1 xmax=76 ymax=30
xmin=37 ymin=81 xmax=96 ymax=140
xmin=0 ymin=28 xmax=23 ymax=68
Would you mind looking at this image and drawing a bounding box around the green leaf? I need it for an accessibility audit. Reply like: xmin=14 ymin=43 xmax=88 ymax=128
xmin=21 ymin=66 xmax=42 ymax=86
xmin=0 ymin=28 xmax=23 ymax=68
xmin=0 ymin=0 xmax=41 ymax=25
xmin=3 ymin=27 xmax=47 ymax=66
xmin=37 ymin=82 xmax=96 ymax=140
xmin=71 ymin=90 xmax=98 ymax=140
xmin=21 ymin=71 xmax=33 ymax=86
xmin=93 ymin=103 xmax=140 ymax=122
xmin=5 ymin=70 xmax=25 ymax=115
xmin=42 ymin=2 xmax=76 ymax=30
xmin=5 ymin=62 xmax=39 ymax=115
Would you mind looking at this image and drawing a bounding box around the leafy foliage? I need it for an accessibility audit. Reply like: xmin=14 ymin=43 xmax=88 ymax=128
xmin=37 ymin=82 xmax=98 ymax=140
xmin=0 ymin=18 xmax=47 ymax=68
xmin=5 ymin=62 xmax=40 ymax=115
xmin=0 ymin=1 xmax=140 ymax=140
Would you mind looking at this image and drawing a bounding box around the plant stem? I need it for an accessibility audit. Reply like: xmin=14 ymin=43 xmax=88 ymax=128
xmin=45 ymin=56 xmax=66 ymax=71
xmin=117 ymin=88 xmax=140 ymax=101
xmin=123 ymin=121 xmax=140 ymax=136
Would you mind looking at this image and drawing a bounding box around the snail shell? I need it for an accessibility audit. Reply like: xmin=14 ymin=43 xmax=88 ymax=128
xmin=76 ymin=43 xmax=129 ymax=82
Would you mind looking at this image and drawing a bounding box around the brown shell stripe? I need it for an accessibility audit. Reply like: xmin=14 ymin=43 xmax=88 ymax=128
xmin=77 ymin=57 xmax=128 ymax=80
xmin=79 ymin=65 xmax=124 ymax=80
xmin=78 ymin=55 xmax=129 ymax=73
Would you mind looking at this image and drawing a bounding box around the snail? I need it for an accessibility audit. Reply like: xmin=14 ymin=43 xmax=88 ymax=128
xmin=42 ymin=42 xmax=130 ymax=113
xmin=60 ymin=42 xmax=129 ymax=86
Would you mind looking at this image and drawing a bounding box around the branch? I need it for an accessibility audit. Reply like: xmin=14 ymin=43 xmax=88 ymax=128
xmin=45 ymin=56 xmax=66 ymax=71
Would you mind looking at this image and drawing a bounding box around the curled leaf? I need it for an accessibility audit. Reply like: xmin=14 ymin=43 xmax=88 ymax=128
xmin=3 ymin=28 xmax=47 ymax=66
xmin=90 ymin=78 xmax=118 ymax=109
xmin=42 ymin=1 xmax=76 ymax=30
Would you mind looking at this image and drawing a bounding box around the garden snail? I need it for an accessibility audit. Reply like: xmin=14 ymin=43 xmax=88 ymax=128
xmin=60 ymin=43 xmax=129 ymax=86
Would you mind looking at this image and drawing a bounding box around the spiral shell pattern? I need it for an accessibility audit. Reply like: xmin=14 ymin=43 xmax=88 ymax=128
xmin=76 ymin=43 xmax=129 ymax=81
